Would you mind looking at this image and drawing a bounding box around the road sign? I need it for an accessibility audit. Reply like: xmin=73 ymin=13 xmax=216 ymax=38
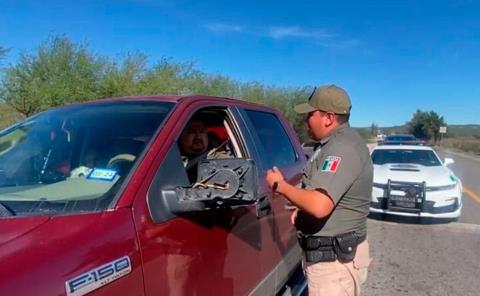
xmin=439 ymin=126 xmax=447 ymax=134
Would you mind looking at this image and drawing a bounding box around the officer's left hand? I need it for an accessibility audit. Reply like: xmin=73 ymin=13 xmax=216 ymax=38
xmin=266 ymin=166 xmax=284 ymax=191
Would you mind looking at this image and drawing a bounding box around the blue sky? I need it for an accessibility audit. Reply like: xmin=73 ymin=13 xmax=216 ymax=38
xmin=1 ymin=0 xmax=479 ymax=127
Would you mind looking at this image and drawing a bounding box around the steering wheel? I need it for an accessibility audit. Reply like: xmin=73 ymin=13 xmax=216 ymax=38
xmin=106 ymin=154 xmax=136 ymax=171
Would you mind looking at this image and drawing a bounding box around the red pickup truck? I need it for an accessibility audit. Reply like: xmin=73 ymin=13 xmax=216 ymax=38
xmin=0 ymin=95 xmax=307 ymax=295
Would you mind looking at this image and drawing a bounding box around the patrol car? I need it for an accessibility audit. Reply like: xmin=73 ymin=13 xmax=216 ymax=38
xmin=370 ymin=145 xmax=462 ymax=219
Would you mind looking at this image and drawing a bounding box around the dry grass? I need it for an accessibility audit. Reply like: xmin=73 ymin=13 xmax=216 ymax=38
xmin=440 ymin=137 xmax=480 ymax=155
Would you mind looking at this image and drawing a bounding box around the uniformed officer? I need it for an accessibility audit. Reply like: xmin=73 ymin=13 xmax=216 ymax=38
xmin=266 ymin=85 xmax=373 ymax=296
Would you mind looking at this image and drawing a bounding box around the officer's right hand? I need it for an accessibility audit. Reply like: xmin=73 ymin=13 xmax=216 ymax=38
xmin=265 ymin=166 xmax=285 ymax=191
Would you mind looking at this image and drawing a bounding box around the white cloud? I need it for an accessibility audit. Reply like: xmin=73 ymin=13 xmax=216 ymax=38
xmin=204 ymin=23 xmax=244 ymax=34
xmin=317 ymin=38 xmax=361 ymax=49
xmin=203 ymin=22 xmax=359 ymax=49
xmin=268 ymin=26 xmax=334 ymax=40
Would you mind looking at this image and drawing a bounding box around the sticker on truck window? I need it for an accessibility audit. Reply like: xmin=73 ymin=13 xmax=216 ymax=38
xmin=86 ymin=168 xmax=118 ymax=181
xmin=65 ymin=256 xmax=131 ymax=296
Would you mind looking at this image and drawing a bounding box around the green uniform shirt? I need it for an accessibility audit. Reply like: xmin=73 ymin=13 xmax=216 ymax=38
xmin=296 ymin=124 xmax=373 ymax=237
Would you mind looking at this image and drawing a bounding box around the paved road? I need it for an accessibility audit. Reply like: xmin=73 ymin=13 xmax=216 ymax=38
xmin=437 ymin=149 xmax=480 ymax=224
xmin=364 ymin=219 xmax=480 ymax=296
xmin=363 ymin=148 xmax=480 ymax=296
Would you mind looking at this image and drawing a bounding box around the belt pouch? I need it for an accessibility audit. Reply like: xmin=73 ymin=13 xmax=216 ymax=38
xmin=334 ymin=232 xmax=359 ymax=263
xmin=302 ymin=236 xmax=336 ymax=263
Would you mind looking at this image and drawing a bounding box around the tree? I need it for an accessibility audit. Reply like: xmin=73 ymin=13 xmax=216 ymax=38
xmin=138 ymin=58 xmax=195 ymax=95
xmin=356 ymin=127 xmax=373 ymax=143
xmin=407 ymin=110 xmax=446 ymax=144
xmin=99 ymin=52 xmax=148 ymax=97
xmin=370 ymin=123 xmax=379 ymax=136
xmin=1 ymin=36 xmax=106 ymax=116
xmin=0 ymin=46 xmax=7 ymax=64
xmin=0 ymin=46 xmax=8 ymax=77
xmin=0 ymin=36 xmax=322 ymax=136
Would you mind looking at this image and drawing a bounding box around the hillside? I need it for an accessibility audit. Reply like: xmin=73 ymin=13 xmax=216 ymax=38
xmin=444 ymin=125 xmax=480 ymax=137
xmin=375 ymin=124 xmax=480 ymax=138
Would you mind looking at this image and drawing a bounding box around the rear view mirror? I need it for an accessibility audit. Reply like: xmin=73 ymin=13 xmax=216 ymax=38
xmin=176 ymin=158 xmax=259 ymax=209
xmin=444 ymin=158 xmax=454 ymax=166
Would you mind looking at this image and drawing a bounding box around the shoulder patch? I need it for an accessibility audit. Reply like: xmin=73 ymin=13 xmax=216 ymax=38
xmin=321 ymin=156 xmax=341 ymax=173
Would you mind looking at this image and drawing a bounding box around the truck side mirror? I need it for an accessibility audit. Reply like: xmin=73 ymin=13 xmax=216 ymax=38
xmin=149 ymin=157 xmax=260 ymax=223
xmin=176 ymin=158 xmax=259 ymax=208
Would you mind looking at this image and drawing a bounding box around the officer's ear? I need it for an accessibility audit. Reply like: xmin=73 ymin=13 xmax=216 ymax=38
xmin=324 ymin=112 xmax=336 ymax=126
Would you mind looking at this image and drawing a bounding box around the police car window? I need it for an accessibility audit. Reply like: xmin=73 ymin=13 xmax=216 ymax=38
xmin=372 ymin=149 xmax=441 ymax=166
xmin=243 ymin=110 xmax=297 ymax=171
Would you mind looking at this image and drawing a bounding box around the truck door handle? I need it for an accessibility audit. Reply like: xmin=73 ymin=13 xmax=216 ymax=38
xmin=256 ymin=195 xmax=271 ymax=218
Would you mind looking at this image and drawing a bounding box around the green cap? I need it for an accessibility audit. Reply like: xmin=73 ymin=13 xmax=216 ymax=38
xmin=294 ymin=85 xmax=351 ymax=114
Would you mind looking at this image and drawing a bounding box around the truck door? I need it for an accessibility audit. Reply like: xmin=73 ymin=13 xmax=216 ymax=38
xmin=236 ymin=107 xmax=306 ymax=294
xmin=132 ymin=103 xmax=264 ymax=296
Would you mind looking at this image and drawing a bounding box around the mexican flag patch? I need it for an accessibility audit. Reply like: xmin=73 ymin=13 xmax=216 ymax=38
xmin=321 ymin=156 xmax=341 ymax=173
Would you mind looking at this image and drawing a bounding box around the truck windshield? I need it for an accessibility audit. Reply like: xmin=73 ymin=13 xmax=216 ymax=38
xmin=0 ymin=101 xmax=174 ymax=216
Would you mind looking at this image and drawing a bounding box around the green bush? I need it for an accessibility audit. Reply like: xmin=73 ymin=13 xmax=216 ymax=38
xmin=0 ymin=35 xmax=317 ymax=139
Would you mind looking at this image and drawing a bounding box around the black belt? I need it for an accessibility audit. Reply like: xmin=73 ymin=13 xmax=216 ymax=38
xmin=298 ymin=232 xmax=366 ymax=263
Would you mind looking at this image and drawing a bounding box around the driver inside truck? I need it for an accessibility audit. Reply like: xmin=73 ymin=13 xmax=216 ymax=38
xmin=179 ymin=114 xmax=233 ymax=182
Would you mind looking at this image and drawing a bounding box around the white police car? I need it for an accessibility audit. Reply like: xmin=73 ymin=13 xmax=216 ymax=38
xmin=370 ymin=145 xmax=462 ymax=219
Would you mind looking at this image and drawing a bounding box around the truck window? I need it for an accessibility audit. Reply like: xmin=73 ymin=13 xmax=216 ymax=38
xmin=177 ymin=108 xmax=241 ymax=183
xmin=147 ymin=107 xmax=247 ymax=222
xmin=243 ymin=110 xmax=297 ymax=171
